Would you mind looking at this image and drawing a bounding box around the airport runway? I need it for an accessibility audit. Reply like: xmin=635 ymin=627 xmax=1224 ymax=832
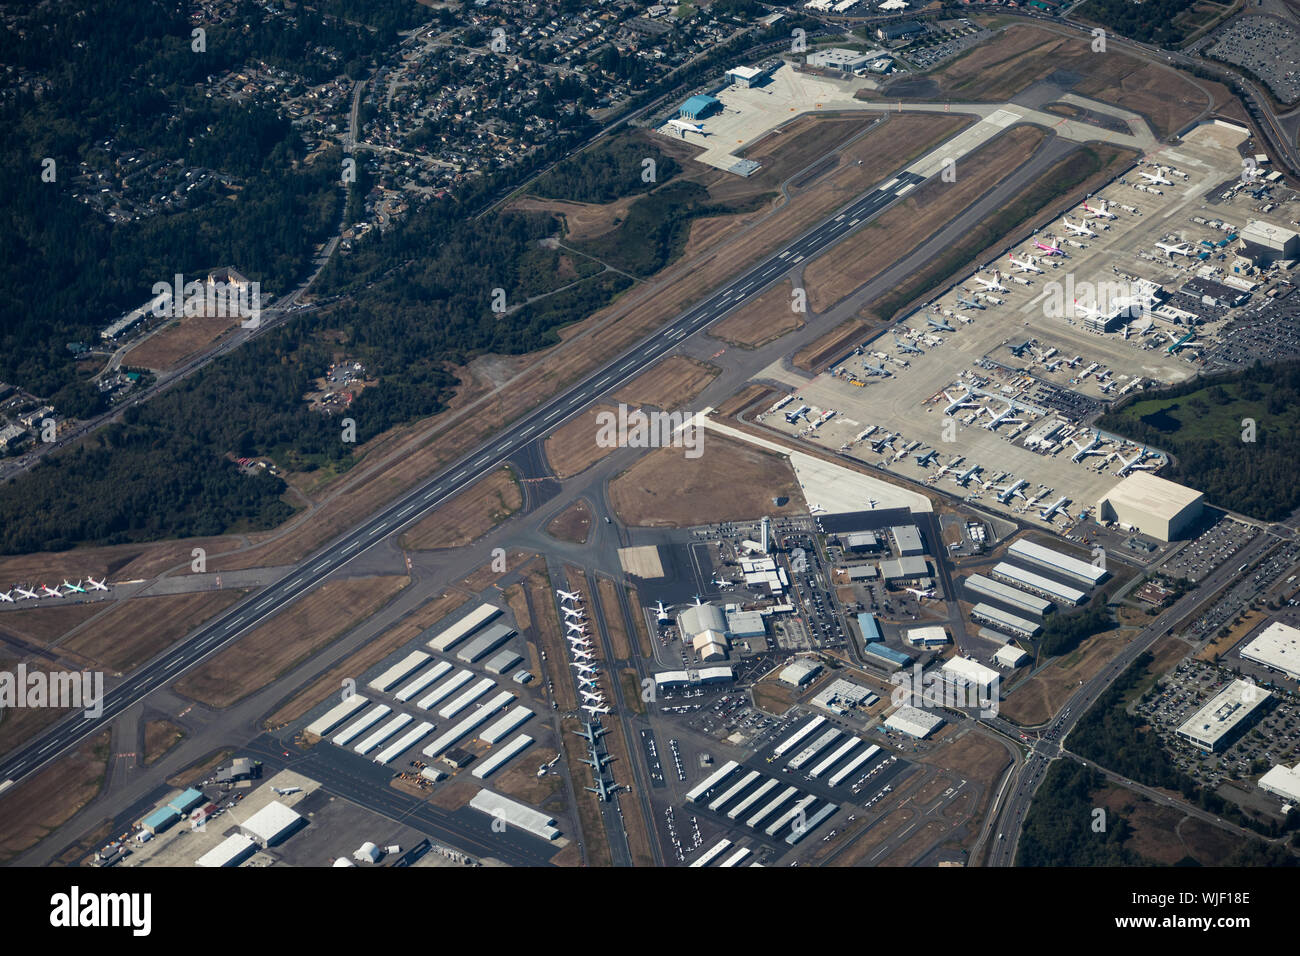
xmin=0 ymin=170 xmax=929 ymax=790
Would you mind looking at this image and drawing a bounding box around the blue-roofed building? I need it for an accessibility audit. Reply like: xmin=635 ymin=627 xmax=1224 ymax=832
xmin=679 ymin=94 xmax=721 ymax=120
xmin=141 ymin=806 xmax=181 ymax=835
xmin=168 ymin=788 xmax=206 ymax=815
xmin=863 ymin=642 xmax=912 ymax=671
xmin=857 ymin=612 xmax=881 ymax=643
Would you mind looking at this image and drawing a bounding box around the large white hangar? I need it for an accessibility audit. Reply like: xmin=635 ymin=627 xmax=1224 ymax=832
xmin=1097 ymin=472 xmax=1204 ymax=542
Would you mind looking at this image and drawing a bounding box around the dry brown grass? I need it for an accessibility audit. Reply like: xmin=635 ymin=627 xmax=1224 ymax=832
xmin=595 ymin=575 xmax=631 ymax=660
xmin=0 ymin=603 xmax=106 ymax=649
xmin=142 ymin=719 xmax=185 ymax=766
xmin=999 ymin=626 xmax=1133 ymax=725
xmin=626 ymin=585 xmax=654 ymax=658
xmin=608 ymin=435 xmax=805 ymax=527
xmin=792 ymin=318 xmax=872 ymax=373
xmin=175 ymin=576 xmax=408 ymax=709
xmin=708 ymin=280 xmax=805 ymax=349
xmin=124 ymin=314 xmax=241 ymax=372
xmin=545 ymin=499 xmax=593 ymax=545
xmin=0 ymin=730 xmax=110 ymax=864
xmin=62 ymin=590 xmax=248 ymax=673
xmin=399 ymin=466 xmax=522 ymax=550
xmin=543 ymin=404 xmax=619 ymax=480
xmin=0 ymin=536 xmax=244 ymax=590
xmin=613 ymin=355 xmax=718 ymax=411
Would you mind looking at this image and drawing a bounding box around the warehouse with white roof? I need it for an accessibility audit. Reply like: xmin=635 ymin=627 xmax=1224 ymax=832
xmin=1007 ymin=538 xmax=1107 ymax=586
xmin=884 ymin=705 xmax=944 ymax=739
xmin=991 ymin=562 xmax=1086 ymax=606
xmin=1259 ymin=761 xmax=1300 ymax=804
xmin=427 ymin=604 xmax=501 ymax=652
xmin=1098 ymin=472 xmax=1204 ymax=541
xmin=1177 ymin=679 xmax=1271 ymax=752
xmin=1240 ymin=621 xmax=1300 ymax=681
xmin=971 ymin=602 xmax=1042 ymax=638
xmin=240 ymin=801 xmax=305 ymax=847
xmin=469 ymin=789 xmax=561 ymax=840
xmin=964 ymin=574 xmax=1052 ymax=617
xmin=196 ymin=833 xmax=257 ymax=868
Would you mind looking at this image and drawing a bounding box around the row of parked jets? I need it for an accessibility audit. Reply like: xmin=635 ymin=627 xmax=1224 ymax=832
xmin=1 ymin=577 xmax=109 ymax=603
xmin=556 ymin=589 xmax=611 ymax=717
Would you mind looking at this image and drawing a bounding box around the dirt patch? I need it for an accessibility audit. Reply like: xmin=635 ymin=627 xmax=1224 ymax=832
xmin=0 ymin=603 xmax=106 ymax=649
xmin=792 ymin=318 xmax=872 ymax=373
xmin=61 ymin=590 xmax=248 ymax=673
xmin=0 ymin=536 xmax=244 ymax=591
xmin=752 ymin=678 xmax=796 ymax=715
xmin=1000 ymin=626 xmax=1133 ymax=726
xmin=545 ymin=499 xmax=593 ymax=545
xmin=142 ymin=719 xmax=185 ymax=766
xmin=492 ymin=747 xmax=565 ymax=807
xmin=0 ymin=730 xmax=110 ymax=864
xmin=124 ymin=313 xmax=241 ymax=372
xmin=399 ymin=466 xmax=522 ymax=550
xmin=608 ymin=435 xmax=806 ymax=527
xmin=613 ymin=355 xmax=718 ymax=411
xmin=708 ymin=280 xmax=805 ymax=349
xmin=543 ymin=404 xmax=619 ymax=480
xmin=175 ymin=576 xmax=408 ymax=709
xmin=596 ymin=575 xmax=632 ymax=660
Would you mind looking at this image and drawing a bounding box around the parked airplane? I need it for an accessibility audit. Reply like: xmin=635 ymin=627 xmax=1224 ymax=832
xmin=571 ymin=649 xmax=595 ymax=662
xmin=863 ymin=360 xmax=890 ymax=376
xmin=1061 ymin=217 xmax=1097 ymax=238
xmin=904 ymin=586 xmax=936 ymax=601
xmin=941 ymin=386 xmax=977 ymax=416
xmin=1070 ymin=430 xmax=1103 ymax=463
xmin=62 ymin=579 xmax=86 ymax=594
xmin=1033 ymin=238 xmax=1064 ymax=256
xmin=86 ymin=577 xmax=109 ymax=591
xmin=1071 ymin=299 xmax=1105 ymax=321
xmin=582 ymin=752 xmax=612 ymax=772
xmin=1140 ymin=170 xmax=1172 ymax=186
xmin=926 ymin=316 xmax=955 ymax=332
xmin=40 ymin=584 xmax=63 ymax=598
xmin=951 ymin=464 xmax=982 ymax=486
xmin=13 ymin=586 xmax=39 ymax=600
xmin=562 ymin=605 xmax=585 ymax=620
xmin=996 ymin=479 xmax=1029 ymax=503
xmin=1081 ymin=199 xmax=1117 ymax=220
xmin=586 ymin=777 xmax=620 ymax=800
xmin=0 ymin=590 xmax=13 ymax=603
xmin=271 ymin=786 xmax=302 ymax=796
xmin=556 ymin=589 xmax=582 ymax=603
xmin=1116 ymin=446 xmax=1152 ymax=477
xmin=571 ymin=662 xmax=599 ymax=675
xmin=580 ymin=689 xmax=607 ymax=704
xmin=982 ymin=401 xmax=1021 ymax=431
xmin=972 ymin=271 xmax=1008 ymax=292
xmin=654 ymin=601 xmax=671 ymax=623
xmin=581 ymin=703 xmax=612 ymax=717
xmin=1167 ymin=331 xmax=1201 ymax=354
xmin=915 ymin=449 xmax=940 ymax=467
xmin=955 ymin=295 xmax=985 ymax=311
xmin=1006 ymin=339 xmax=1034 ymax=357
xmin=1155 ymin=240 xmax=1194 ymax=258
xmin=1038 ymin=496 xmax=1072 ymax=522
xmin=808 ymin=503 xmax=827 ymax=515
xmin=893 ymin=335 xmax=922 ymax=355
xmin=667 ymin=118 xmax=707 ymax=137
xmin=1007 ymin=254 xmax=1043 ymax=274
xmin=572 ymin=722 xmax=608 ymax=746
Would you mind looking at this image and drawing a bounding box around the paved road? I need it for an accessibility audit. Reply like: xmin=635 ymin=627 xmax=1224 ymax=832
xmin=0 ymin=169 xmax=928 ymax=789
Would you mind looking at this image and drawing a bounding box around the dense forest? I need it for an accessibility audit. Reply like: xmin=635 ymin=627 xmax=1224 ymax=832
xmin=1075 ymin=0 xmax=1200 ymax=48
xmin=1017 ymin=761 xmax=1141 ymax=866
xmin=1098 ymin=361 xmax=1300 ymax=521
xmin=532 ymin=138 xmax=681 ymax=205
xmin=1039 ymin=603 xmax=1114 ymax=658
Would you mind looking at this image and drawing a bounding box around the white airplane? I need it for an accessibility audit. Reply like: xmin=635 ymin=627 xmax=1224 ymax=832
xmin=86 ymin=576 xmax=109 ymax=591
xmin=571 ymin=650 xmax=595 ymax=662
xmin=951 ymin=464 xmax=982 ymax=486
xmin=996 ymin=479 xmax=1028 ymax=504
xmin=0 ymin=590 xmax=13 ymax=603
xmin=580 ymin=688 xmax=607 ymax=701
xmin=572 ymin=661 xmax=598 ymax=675
xmin=1061 ymin=217 xmax=1097 ymax=238
xmin=1070 ymin=430 xmax=1103 ymax=463
xmin=1007 ymin=254 xmax=1043 ymax=274
xmin=562 ymin=606 xmax=585 ymax=620
xmin=1038 ymin=496 xmax=1072 ymax=522
xmin=556 ymin=589 xmax=582 ymax=603
xmin=982 ymin=401 xmax=1021 ymax=431
xmin=654 ymin=601 xmax=671 ymax=623
xmin=62 ymin=579 xmax=86 ymax=594
xmin=941 ymin=387 xmax=978 ymax=416
xmin=40 ymin=584 xmax=63 ymax=598
xmin=904 ymin=586 xmax=936 ymax=601
xmin=564 ymin=618 xmax=588 ymax=631
xmin=1155 ymin=240 xmax=1194 ymax=258
xmin=271 ymin=786 xmax=301 ymax=796
xmin=667 ymin=118 xmax=707 ymax=137
xmin=1033 ymin=238 xmax=1064 ymax=256
xmin=14 ymin=586 xmax=39 ymax=600
xmin=1116 ymin=446 xmax=1152 ymax=477
xmin=581 ymin=703 xmax=611 ymax=716
xmin=809 ymin=503 xmax=827 ymax=515
xmin=1082 ymin=199 xmax=1117 ymax=220
xmin=972 ymin=270 xmax=1009 ymax=293
xmin=1140 ymin=170 xmax=1172 ymax=186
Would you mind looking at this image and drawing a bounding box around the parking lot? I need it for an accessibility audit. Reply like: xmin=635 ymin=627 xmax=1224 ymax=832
xmin=1206 ymin=15 xmax=1300 ymax=106
xmin=1161 ymin=513 xmax=1259 ymax=583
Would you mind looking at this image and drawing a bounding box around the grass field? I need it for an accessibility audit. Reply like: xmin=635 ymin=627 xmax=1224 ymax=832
xmin=124 ymin=313 xmax=240 ymax=372
xmin=543 ymin=404 xmax=619 ymax=480
xmin=399 ymin=465 xmax=522 ymax=550
xmin=0 ymin=730 xmax=110 ymax=864
xmin=545 ymin=498 xmax=593 ymax=544
xmin=613 ymin=355 xmax=718 ymax=411
xmin=707 ymin=279 xmax=805 ymax=349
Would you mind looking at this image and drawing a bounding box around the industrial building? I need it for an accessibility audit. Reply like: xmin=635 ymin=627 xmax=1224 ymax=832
xmin=890 ymin=525 xmax=924 ymax=557
xmin=857 ymin=612 xmax=881 ymax=643
xmin=1239 ymin=621 xmax=1300 ymax=681
xmin=654 ymin=666 xmax=734 ymax=690
xmin=963 ymin=574 xmax=1052 ymax=617
xmin=1006 ymin=539 xmax=1107 ymax=586
xmin=240 ymin=801 xmax=305 ymax=847
xmin=1097 ymin=472 xmax=1204 ymax=542
xmin=844 ymin=531 xmax=881 ymax=552
xmin=484 ymin=649 xmax=524 ymax=676
xmin=970 ymin=602 xmax=1042 ymax=638
xmin=168 ymin=788 xmax=206 ymax=815
xmin=1238 ymin=218 xmax=1300 ymax=265
xmin=905 ymin=626 xmax=949 ymax=648
xmin=994 ymin=645 xmax=1029 ymax=669
xmin=427 ymin=604 xmax=501 ymax=652
xmin=939 ymin=657 xmax=1001 ymax=701
xmin=679 ymin=603 xmax=727 ymax=638
xmin=469 ymin=789 xmax=561 ymax=841
xmin=1176 ymin=679 xmax=1271 ymax=752
xmin=726 ymin=609 xmax=767 ymax=638
xmin=724 ymin=63 xmax=774 ymax=87
xmin=805 ymin=48 xmax=873 ymax=72
xmin=368 ymin=651 xmax=431 ymax=692
xmin=678 ymin=94 xmax=721 ymax=120
xmin=693 ymin=629 xmax=729 ymax=662
xmin=991 ymin=562 xmax=1086 ymax=606
xmin=863 ymin=642 xmax=912 ymax=670
xmin=811 ymin=678 xmax=876 ymax=713
xmin=1259 ymin=761 xmax=1300 ymax=804
xmin=780 ymin=659 xmax=822 ymax=687
xmin=884 ymin=705 xmax=944 ymax=739
xmin=196 ymin=833 xmax=257 ymax=868
xmin=880 ymin=556 xmax=930 ymax=583
xmin=457 ymin=622 xmax=517 ymax=663
xmin=140 ymin=806 xmax=181 ymax=836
